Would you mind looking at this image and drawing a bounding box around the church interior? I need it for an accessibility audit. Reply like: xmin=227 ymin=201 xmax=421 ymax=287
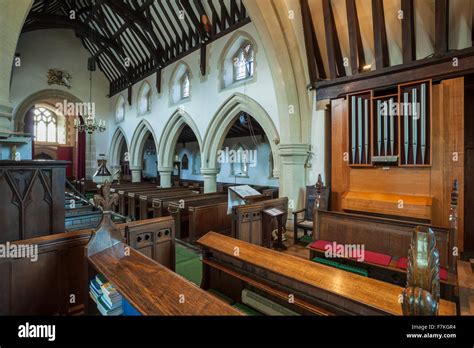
xmin=1 ymin=0 xmax=474 ymax=322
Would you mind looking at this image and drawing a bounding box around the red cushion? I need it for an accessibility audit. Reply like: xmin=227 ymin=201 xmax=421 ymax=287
xmin=359 ymin=250 xmax=392 ymax=267
xmin=311 ymin=240 xmax=392 ymax=266
xmin=397 ymin=257 xmax=408 ymax=269
xmin=309 ymin=240 xmax=332 ymax=251
xmin=396 ymin=257 xmax=448 ymax=281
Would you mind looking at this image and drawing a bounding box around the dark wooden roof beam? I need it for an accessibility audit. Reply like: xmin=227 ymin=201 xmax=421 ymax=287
xmin=435 ymin=0 xmax=449 ymax=56
xmin=372 ymin=0 xmax=389 ymax=69
xmin=346 ymin=0 xmax=366 ymax=74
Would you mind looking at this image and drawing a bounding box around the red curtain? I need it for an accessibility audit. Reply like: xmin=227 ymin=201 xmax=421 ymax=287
xmin=77 ymin=116 xmax=86 ymax=180
xmin=57 ymin=146 xmax=74 ymax=177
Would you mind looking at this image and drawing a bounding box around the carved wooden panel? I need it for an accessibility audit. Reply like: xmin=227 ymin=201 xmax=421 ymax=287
xmin=0 ymin=161 xmax=66 ymax=243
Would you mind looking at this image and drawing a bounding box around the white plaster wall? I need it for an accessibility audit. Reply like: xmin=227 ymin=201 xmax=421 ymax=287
xmin=10 ymin=29 xmax=110 ymax=176
xmin=177 ymin=135 xmax=278 ymax=187
xmin=104 ymin=23 xmax=280 ymax=169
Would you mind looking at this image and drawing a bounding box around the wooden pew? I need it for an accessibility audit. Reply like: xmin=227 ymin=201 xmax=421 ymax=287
xmin=309 ymin=209 xmax=456 ymax=298
xmin=87 ymin=242 xmax=241 ymax=315
xmin=231 ymin=197 xmax=288 ymax=247
xmin=166 ymin=193 xmax=228 ymax=239
xmin=0 ymin=217 xmax=177 ymax=315
xmin=188 ymin=201 xmax=231 ymax=243
xmin=136 ymin=187 xmax=198 ymax=220
xmin=151 ymin=191 xmax=203 ymax=218
xmin=0 ymin=229 xmax=92 ymax=315
xmin=79 ymin=179 xmax=99 ymax=196
xmin=128 ymin=187 xmax=194 ymax=219
xmin=117 ymin=217 xmax=176 ymax=271
xmin=111 ymin=183 xmax=158 ymax=215
xmin=198 ymin=232 xmax=456 ymax=316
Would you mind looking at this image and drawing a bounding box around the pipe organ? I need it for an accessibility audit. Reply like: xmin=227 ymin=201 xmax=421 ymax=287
xmin=332 ymin=77 xmax=463 ymax=248
xmin=347 ymin=80 xmax=431 ymax=167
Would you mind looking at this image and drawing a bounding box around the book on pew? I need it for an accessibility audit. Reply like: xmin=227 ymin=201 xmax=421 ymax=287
xmin=97 ymin=295 xmax=123 ymax=316
xmin=89 ymin=278 xmax=103 ymax=304
xmin=89 ymin=274 xmax=124 ymax=316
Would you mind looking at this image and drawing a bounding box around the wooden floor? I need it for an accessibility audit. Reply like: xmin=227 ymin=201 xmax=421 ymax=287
xmin=281 ymin=230 xmax=310 ymax=259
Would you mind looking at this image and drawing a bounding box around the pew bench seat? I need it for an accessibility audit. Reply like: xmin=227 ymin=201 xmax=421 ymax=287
xmin=307 ymin=240 xmax=452 ymax=283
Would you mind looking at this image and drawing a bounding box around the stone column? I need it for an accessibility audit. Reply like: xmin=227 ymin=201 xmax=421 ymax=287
xmin=0 ymin=1 xmax=33 ymax=130
xmin=202 ymin=168 xmax=219 ymax=193
xmin=158 ymin=166 xmax=173 ymax=187
xmin=278 ymin=143 xmax=310 ymax=220
xmin=130 ymin=166 xmax=142 ymax=183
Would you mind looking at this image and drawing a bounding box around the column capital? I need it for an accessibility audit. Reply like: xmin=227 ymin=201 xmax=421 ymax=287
xmin=278 ymin=143 xmax=311 ymax=156
xmin=201 ymin=168 xmax=220 ymax=176
xmin=157 ymin=166 xmax=173 ymax=173
xmin=278 ymin=143 xmax=310 ymax=165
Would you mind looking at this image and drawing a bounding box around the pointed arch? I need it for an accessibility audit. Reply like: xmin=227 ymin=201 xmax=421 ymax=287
xmin=168 ymin=61 xmax=193 ymax=105
xmin=202 ymin=93 xmax=280 ymax=178
xmin=157 ymin=109 xmax=203 ymax=170
xmin=218 ymin=30 xmax=259 ymax=90
xmin=129 ymin=119 xmax=158 ymax=169
xmin=109 ymin=127 xmax=129 ymax=171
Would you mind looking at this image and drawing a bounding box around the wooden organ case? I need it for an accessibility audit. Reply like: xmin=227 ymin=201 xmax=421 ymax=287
xmin=331 ymin=77 xmax=464 ymax=251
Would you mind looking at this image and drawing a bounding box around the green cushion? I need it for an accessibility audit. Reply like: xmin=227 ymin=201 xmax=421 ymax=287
xmin=298 ymin=235 xmax=313 ymax=244
xmin=311 ymin=257 xmax=368 ymax=277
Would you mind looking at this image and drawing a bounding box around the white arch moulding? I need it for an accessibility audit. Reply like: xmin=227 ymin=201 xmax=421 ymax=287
xmin=157 ymin=108 xmax=203 ymax=187
xmin=202 ymin=93 xmax=280 ymax=191
xmin=129 ymin=119 xmax=158 ymax=182
xmin=109 ymin=127 xmax=129 ymax=178
xmin=13 ymin=89 xmax=83 ymax=132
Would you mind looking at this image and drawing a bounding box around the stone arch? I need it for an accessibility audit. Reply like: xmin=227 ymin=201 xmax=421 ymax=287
xmin=129 ymin=119 xmax=158 ymax=172
xmin=218 ymin=29 xmax=259 ymax=90
xmin=13 ymin=89 xmax=82 ymax=132
xmin=243 ymin=0 xmax=309 ymax=144
xmin=157 ymin=109 xmax=203 ymax=186
xmin=109 ymin=127 xmax=129 ymax=175
xmin=202 ymin=93 xmax=280 ymax=178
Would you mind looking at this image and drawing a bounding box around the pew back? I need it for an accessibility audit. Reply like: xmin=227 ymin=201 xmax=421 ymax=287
xmin=313 ymin=209 xmax=451 ymax=269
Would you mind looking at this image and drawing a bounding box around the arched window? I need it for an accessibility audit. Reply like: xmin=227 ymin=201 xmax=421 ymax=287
xmin=233 ymin=42 xmax=254 ymax=82
xmin=181 ymin=154 xmax=189 ymax=170
xmin=180 ymin=73 xmax=190 ymax=100
xmin=33 ymin=106 xmax=65 ymax=144
xmin=115 ymin=96 xmax=125 ymax=123
xmin=138 ymin=82 xmax=152 ymax=115
xmin=230 ymin=143 xmax=250 ymax=177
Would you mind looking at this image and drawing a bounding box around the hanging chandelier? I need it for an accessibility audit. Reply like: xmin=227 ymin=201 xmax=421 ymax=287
xmin=74 ymin=115 xmax=106 ymax=134
xmin=75 ymin=56 xmax=106 ymax=134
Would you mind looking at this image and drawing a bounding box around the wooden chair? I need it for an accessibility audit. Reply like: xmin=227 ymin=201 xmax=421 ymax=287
xmin=292 ymin=175 xmax=329 ymax=244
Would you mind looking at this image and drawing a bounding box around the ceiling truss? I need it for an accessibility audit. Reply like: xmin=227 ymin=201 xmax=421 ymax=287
xmin=23 ymin=0 xmax=250 ymax=96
